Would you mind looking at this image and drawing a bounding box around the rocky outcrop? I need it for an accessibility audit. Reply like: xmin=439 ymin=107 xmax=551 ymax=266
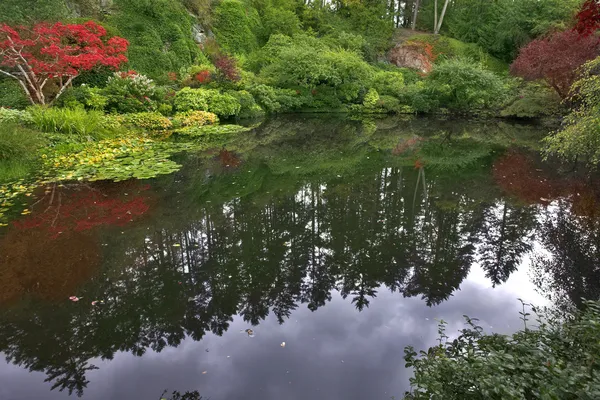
xmin=388 ymin=44 xmax=431 ymax=74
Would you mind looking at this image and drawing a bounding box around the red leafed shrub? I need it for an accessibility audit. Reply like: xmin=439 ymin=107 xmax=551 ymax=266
xmin=575 ymin=0 xmax=600 ymax=37
xmin=167 ymin=71 xmax=178 ymax=82
xmin=194 ymin=69 xmax=211 ymax=83
xmin=214 ymin=54 xmax=240 ymax=82
xmin=510 ymin=30 xmax=600 ymax=98
xmin=0 ymin=21 xmax=128 ymax=105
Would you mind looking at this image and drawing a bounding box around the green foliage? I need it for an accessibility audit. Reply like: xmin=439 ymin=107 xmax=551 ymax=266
xmin=260 ymin=7 xmax=302 ymax=42
xmin=418 ymin=137 xmax=493 ymax=171
xmin=404 ymin=300 xmax=600 ymax=399
xmin=229 ymin=90 xmax=265 ymax=119
xmin=0 ymin=0 xmax=69 ymax=23
xmin=173 ymin=110 xmax=219 ymax=127
xmin=501 ymin=82 xmax=562 ymax=118
xmin=213 ymin=0 xmax=261 ymax=54
xmin=417 ymin=0 xmax=582 ymax=62
xmin=0 ymin=79 xmax=30 ymax=109
xmin=248 ymin=84 xmax=305 ymax=113
xmin=117 ymin=112 xmax=173 ymax=131
xmin=397 ymin=82 xmax=438 ymax=113
xmin=106 ymin=0 xmax=202 ymax=78
xmin=57 ymin=86 xmax=108 ymax=111
xmin=544 ymin=57 xmax=600 ymax=166
xmin=176 ymin=124 xmax=252 ymax=137
xmin=43 ymin=137 xmax=184 ymax=181
xmin=408 ymin=34 xmax=508 ymax=74
xmin=426 ymin=59 xmax=509 ymax=111
xmin=372 ymin=70 xmax=405 ymax=97
xmin=363 ymin=88 xmax=380 ymax=108
xmin=0 ymin=123 xmax=46 ymax=183
xmin=174 ymin=88 xmax=241 ymax=117
xmin=0 ymin=108 xmax=32 ymax=124
xmin=103 ymin=72 xmax=158 ymax=113
xmin=28 ymin=106 xmax=114 ymax=138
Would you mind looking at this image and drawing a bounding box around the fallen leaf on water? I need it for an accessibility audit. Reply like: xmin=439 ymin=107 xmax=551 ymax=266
xmin=245 ymin=328 xmax=255 ymax=337
xmin=69 ymin=296 xmax=80 ymax=302
xmin=91 ymin=300 xmax=104 ymax=306
xmin=202 ymin=371 xmax=207 ymax=374
xmin=280 ymin=342 xmax=286 ymax=348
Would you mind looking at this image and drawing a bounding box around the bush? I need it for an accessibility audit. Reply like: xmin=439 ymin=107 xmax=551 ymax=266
xmin=426 ymin=59 xmax=509 ymax=111
xmin=404 ymin=300 xmax=600 ymax=399
xmin=260 ymin=7 xmax=302 ymax=42
xmin=57 ymin=86 xmax=108 ymax=111
xmin=363 ymin=88 xmax=380 ymax=108
xmin=501 ymin=81 xmax=562 ymax=118
xmin=0 ymin=107 xmax=32 ymax=124
xmin=173 ymin=110 xmax=219 ymax=127
xmin=173 ymin=87 xmax=241 ymax=117
xmin=212 ymin=0 xmax=261 ymax=54
xmin=103 ymin=71 xmax=158 ymax=113
xmin=28 ymin=106 xmax=111 ymax=138
xmin=0 ymin=123 xmax=45 ymax=161
xmin=0 ymin=79 xmax=30 ymax=109
xmin=398 ymin=83 xmax=438 ymax=113
xmin=229 ymin=90 xmax=265 ymax=119
xmin=372 ymin=70 xmax=405 ymax=97
xmin=118 ymin=112 xmax=173 ymax=131
xmin=248 ymin=84 xmax=305 ymax=113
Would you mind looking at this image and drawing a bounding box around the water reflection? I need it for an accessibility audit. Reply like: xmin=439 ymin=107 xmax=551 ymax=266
xmin=0 ymin=116 xmax=598 ymax=398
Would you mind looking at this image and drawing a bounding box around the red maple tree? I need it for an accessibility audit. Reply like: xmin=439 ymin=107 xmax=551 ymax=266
xmin=575 ymin=0 xmax=600 ymax=37
xmin=0 ymin=21 xmax=128 ymax=104
xmin=510 ymin=30 xmax=600 ymax=98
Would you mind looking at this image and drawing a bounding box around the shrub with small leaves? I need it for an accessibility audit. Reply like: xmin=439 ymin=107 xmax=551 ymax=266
xmin=404 ymin=300 xmax=600 ymax=399
xmin=173 ymin=111 xmax=218 ymax=127
xmin=0 ymin=107 xmax=32 ymax=124
xmin=118 ymin=112 xmax=173 ymax=131
xmin=103 ymin=71 xmax=157 ymax=113
xmin=363 ymin=88 xmax=380 ymax=108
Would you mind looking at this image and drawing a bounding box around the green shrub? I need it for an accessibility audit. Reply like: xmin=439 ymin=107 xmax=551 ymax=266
xmin=398 ymin=83 xmax=438 ymax=113
xmin=118 ymin=112 xmax=173 ymax=131
xmin=260 ymin=7 xmax=302 ymax=42
xmin=363 ymin=88 xmax=380 ymax=108
xmin=173 ymin=110 xmax=219 ymax=127
xmin=0 ymin=79 xmax=29 ymax=109
xmin=173 ymin=87 xmax=241 ymax=117
xmin=103 ymin=71 xmax=158 ymax=113
xmin=28 ymin=106 xmax=110 ymax=138
xmin=0 ymin=107 xmax=32 ymax=124
xmin=404 ymin=300 xmax=600 ymax=399
xmin=426 ymin=59 xmax=509 ymax=111
xmin=213 ymin=0 xmax=261 ymax=54
xmin=501 ymin=81 xmax=562 ymax=118
xmin=372 ymin=70 xmax=404 ymax=97
xmin=323 ymin=31 xmax=368 ymax=56
xmin=57 ymin=86 xmax=108 ymax=111
xmin=229 ymin=90 xmax=265 ymax=119
xmin=248 ymin=84 xmax=305 ymax=113
xmin=0 ymin=123 xmax=45 ymax=161
xmin=174 ymin=87 xmax=214 ymax=112
xmin=105 ymin=0 xmax=202 ymax=78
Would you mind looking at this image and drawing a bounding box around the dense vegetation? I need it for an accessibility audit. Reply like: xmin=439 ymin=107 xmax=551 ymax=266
xmin=3 ymin=0 xmax=600 ymax=397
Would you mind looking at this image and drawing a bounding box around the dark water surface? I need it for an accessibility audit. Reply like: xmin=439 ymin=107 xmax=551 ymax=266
xmin=1 ymin=115 xmax=599 ymax=399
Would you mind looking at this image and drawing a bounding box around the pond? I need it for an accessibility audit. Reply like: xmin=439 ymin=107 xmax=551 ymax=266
xmin=0 ymin=115 xmax=598 ymax=399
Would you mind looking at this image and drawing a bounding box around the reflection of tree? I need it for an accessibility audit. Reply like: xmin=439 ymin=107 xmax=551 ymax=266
xmin=0 ymin=119 xmax=547 ymax=397
xmin=477 ymin=201 xmax=536 ymax=286
xmin=533 ymin=200 xmax=600 ymax=310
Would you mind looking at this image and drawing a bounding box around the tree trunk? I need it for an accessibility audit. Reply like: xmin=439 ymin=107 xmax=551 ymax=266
xmin=411 ymin=0 xmax=421 ymax=30
xmin=434 ymin=0 xmax=438 ymax=33
xmin=435 ymin=0 xmax=450 ymax=34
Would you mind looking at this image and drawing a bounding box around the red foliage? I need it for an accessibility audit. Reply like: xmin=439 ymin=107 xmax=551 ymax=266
xmin=575 ymin=1 xmax=600 ymax=37
xmin=218 ymin=149 xmax=241 ymax=168
xmin=214 ymin=54 xmax=240 ymax=82
xmin=510 ymin=30 xmax=600 ymax=98
xmin=0 ymin=21 xmax=128 ymax=104
xmin=194 ymin=69 xmax=211 ymax=83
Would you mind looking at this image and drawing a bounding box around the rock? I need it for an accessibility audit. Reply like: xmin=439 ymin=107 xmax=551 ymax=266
xmin=388 ymin=44 xmax=432 ymax=74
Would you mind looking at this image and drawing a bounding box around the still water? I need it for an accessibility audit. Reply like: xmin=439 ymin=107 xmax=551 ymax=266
xmin=0 ymin=115 xmax=598 ymax=399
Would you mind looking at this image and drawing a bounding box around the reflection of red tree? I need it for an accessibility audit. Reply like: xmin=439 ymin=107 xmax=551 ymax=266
xmin=13 ymin=182 xmax=152 ymax=239
xmin=493 ymin=150 xmax=557 ymax=204
xmin=493 ymin=150 xmax=600 ymax=218
xmin=0 ymin=182 xmax=153 ymax=305
xmin=218 ymin=149 xmax=241 ymax=168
